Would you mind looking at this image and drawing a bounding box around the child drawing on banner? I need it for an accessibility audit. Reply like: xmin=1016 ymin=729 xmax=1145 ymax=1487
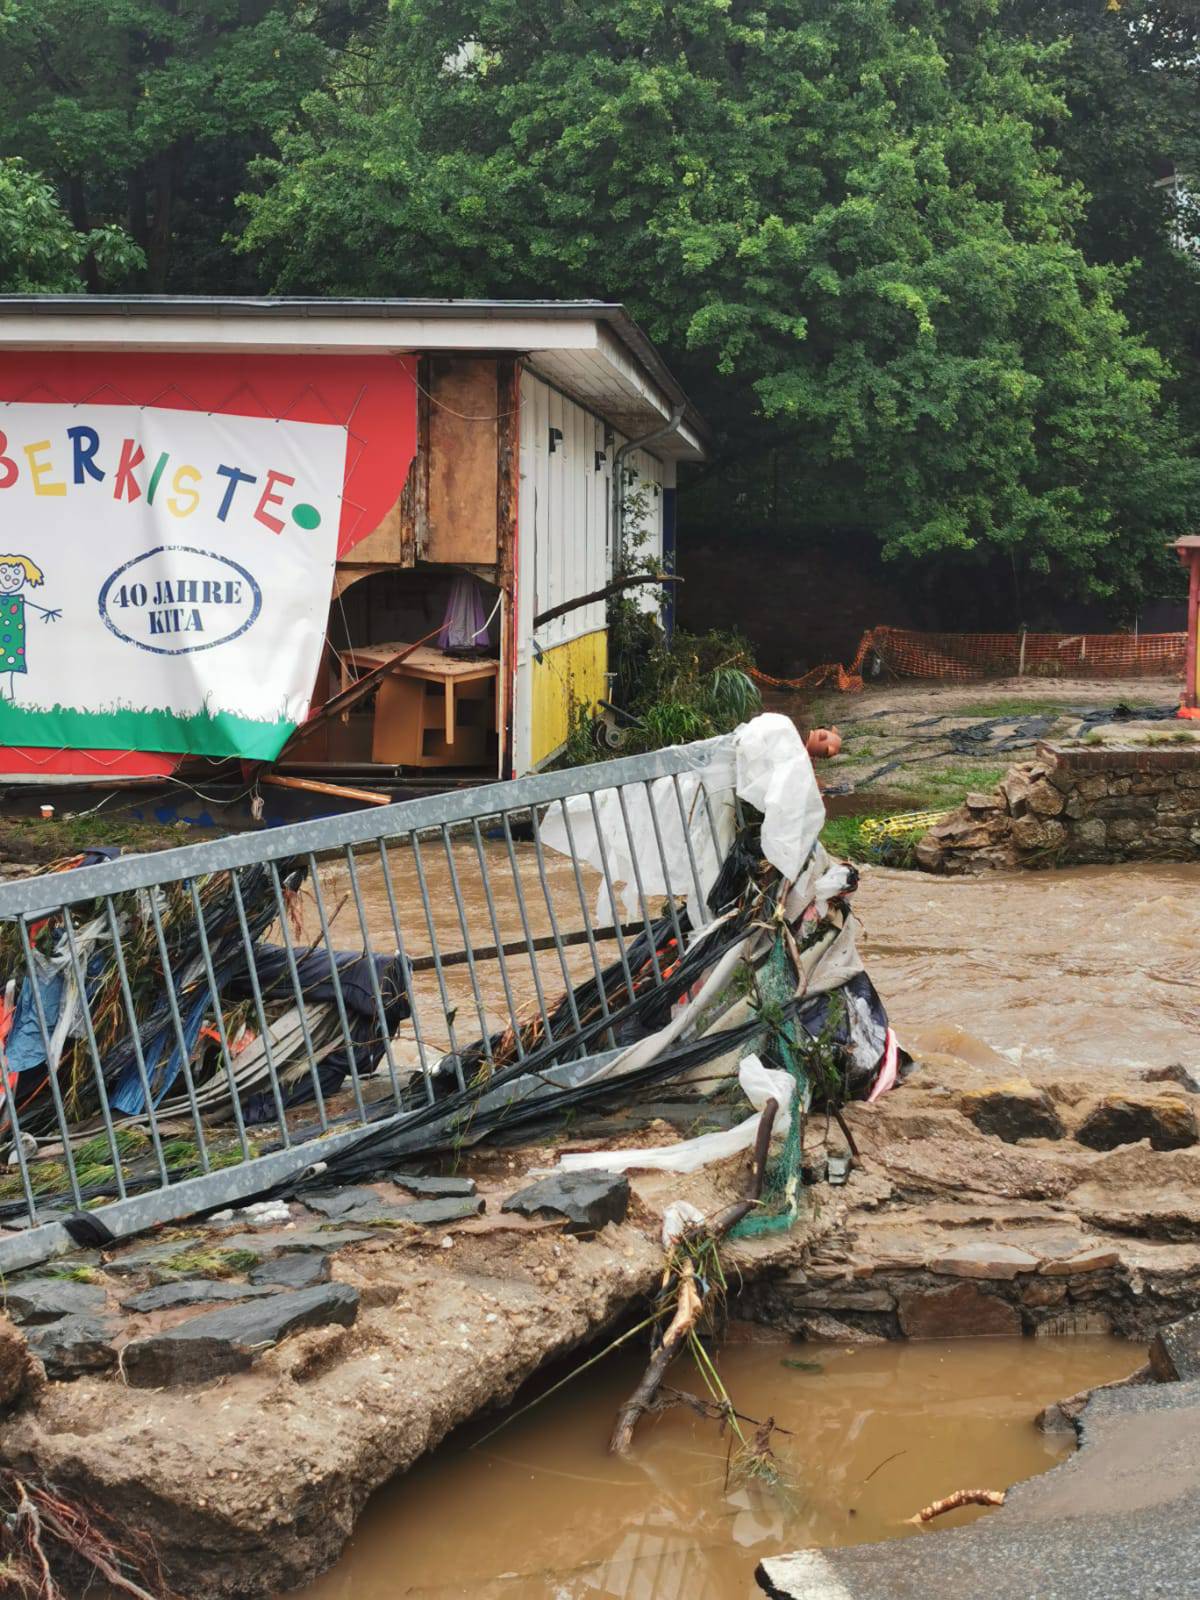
xmin=0 ymin=557 xmax=61 ymax=700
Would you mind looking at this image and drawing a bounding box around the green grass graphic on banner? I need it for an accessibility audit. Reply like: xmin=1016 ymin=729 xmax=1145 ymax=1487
xmin=0 ymin=702 xmax=294 ymax=759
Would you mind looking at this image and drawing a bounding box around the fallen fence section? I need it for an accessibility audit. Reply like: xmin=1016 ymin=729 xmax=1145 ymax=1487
xmin=0 ymin=740 xmax=737 ymax=1274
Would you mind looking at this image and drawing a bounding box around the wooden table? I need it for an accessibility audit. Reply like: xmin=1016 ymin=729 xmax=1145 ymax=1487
xmin=340 ymin=643 xmax=499 ymax=767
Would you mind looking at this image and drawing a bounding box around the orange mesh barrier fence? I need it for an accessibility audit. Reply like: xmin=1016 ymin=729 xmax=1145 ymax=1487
xmin=751 ymin=626 xmax=1187 ymax=694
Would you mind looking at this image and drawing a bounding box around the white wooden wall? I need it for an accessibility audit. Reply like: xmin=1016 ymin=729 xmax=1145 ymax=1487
xmin=514 ymin=370 xmax=668 ymax=770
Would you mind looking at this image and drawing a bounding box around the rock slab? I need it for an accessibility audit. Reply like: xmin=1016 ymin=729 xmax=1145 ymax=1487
xmin=249 ymin=1253 xmax=331 ymax=1289
xmin=502 ymin=1171 xmax=630 ymax=1232
xmin=1149 ymin=1311 xmax=1200 ymax=1383
xmin=26 ymin=1315 xmax=119 ymax=1380
xmin=390 ymin=1173 xmax=478 ymax=1199
xmin=4 ymin=1278 xmax=107 ymax=1326
xmin=930 ymin=1242 xmax=1040 ymax=1280
xmin=122 ymin=1281 xmax=280 ymax=1314
xmin=898 ymin=1282 xmax=1022 ymax=1339
xmin=960 ymin=1080 xmax=1065 ymax=1143
xmin=121 ymin=1284 xmax=360 ymax=1388
xmin=1075 ymin=1093 xmax=1198 ymax=1152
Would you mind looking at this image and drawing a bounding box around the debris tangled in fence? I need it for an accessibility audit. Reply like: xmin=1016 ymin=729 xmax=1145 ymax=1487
xmin=0 ymin=714 xmax=904 ymax=1270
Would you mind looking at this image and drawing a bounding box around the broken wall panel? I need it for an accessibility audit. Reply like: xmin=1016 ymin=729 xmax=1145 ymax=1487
xmin=423 ymin=358 xmax=501 ymax=566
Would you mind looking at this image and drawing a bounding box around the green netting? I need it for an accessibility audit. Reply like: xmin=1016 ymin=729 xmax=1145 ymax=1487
xmin=730 ymin=935 xmax=811 ymax=1239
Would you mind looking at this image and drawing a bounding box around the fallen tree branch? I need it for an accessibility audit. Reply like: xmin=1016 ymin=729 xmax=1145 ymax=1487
xmin=533 ymin=573 xmax=681 ymax=629
xmin=908 ymin=1487 xmax=1005 ymax=1525
xmin=609 ymin=1096 xmax=779 ymax=1456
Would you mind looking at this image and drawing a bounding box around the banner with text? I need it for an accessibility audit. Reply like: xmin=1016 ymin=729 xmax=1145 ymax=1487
xmin=0 ymin=403 xmax=347 ymax=758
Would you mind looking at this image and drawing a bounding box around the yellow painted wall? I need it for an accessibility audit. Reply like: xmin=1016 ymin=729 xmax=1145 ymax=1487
xmin=530 ymin=628 xmax=608 ymax=767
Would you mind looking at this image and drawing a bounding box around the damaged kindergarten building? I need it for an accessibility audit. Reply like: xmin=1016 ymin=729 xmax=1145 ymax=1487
xmin=0 ymin=294 xmax=707 ymax=791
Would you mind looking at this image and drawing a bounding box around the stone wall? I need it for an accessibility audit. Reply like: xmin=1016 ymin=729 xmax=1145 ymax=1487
xmin=916 ymin=741 xmax=1200 ymax=874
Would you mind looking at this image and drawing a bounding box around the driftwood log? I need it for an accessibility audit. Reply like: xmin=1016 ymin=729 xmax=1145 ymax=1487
xmin=609 ymin=1097 xmax=779 ymax=1456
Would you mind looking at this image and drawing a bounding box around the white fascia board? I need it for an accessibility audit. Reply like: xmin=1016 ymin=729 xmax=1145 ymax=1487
xmin=0 ymin=311 xmax=603 ymax=357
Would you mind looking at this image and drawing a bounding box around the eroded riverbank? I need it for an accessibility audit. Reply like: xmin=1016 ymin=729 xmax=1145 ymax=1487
xmin=1 ymin=860 xmax=1198 ymax=1597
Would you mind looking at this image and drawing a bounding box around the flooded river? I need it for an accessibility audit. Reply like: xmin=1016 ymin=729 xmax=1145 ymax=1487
xmin=856 ymin=862 xmax=1200 ymax=1074
xmin=297 ymin=1336 xmax=1140 ymax=1600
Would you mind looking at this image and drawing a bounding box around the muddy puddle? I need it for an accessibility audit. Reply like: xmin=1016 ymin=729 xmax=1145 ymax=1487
xmin=295 ymin=1335 xmax=1140 ymax=1600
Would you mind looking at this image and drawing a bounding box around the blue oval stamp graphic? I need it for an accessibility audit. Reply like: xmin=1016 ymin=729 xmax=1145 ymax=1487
xmin=98 ymin=545 xmax=262 ymax=656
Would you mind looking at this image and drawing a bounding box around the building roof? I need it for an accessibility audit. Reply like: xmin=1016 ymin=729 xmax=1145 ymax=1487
xmin=0 ymin=296 xmax=710 ymax=461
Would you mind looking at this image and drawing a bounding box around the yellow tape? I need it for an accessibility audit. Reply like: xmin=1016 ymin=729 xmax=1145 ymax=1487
xmin=858 ymin=809 xmax=949 ymax=842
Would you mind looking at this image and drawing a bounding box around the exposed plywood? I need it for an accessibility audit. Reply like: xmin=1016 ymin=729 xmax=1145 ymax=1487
xmin=424 ymin=358 xmax=499 ymax=565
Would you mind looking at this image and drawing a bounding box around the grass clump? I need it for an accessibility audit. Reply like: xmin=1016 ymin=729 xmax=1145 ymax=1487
xmin=951 ymin=698 xmax=1068 ymax=719
xmin=159 ymin=1247 xmax=259 ymax=1279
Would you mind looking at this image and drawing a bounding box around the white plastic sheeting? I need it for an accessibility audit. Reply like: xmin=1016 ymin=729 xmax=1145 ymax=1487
xmin=558 ymin=1053 xmax=794 ymax=1176
xmin=733 ymin=712 xmax=826 ymax=882
xmin=539 ymin=712 xmax=825 ymax=926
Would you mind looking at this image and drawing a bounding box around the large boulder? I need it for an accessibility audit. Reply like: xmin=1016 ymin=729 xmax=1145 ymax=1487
xmin=1075 ymin=1093 xmax=1198 ymax=1152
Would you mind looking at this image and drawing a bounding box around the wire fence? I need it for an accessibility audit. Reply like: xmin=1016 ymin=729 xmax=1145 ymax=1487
xmin=0 ymin=743 xmax=735 ymax=1271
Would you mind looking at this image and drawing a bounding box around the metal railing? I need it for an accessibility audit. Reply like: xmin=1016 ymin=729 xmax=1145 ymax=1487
xmin=0 ymin=741 xmax=734 ymax=1271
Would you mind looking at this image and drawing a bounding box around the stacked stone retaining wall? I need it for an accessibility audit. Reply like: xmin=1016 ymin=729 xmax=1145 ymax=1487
xmin=917 ymin=742 xmax=1200 ymax=874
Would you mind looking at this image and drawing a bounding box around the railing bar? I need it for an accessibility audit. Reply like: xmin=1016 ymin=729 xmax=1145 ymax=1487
xmin=671 ymin=773 xmax=710 ymax=927
xmin=15 ymin=917 xmax=82 ymax=1207
xmin=187 ymin=878 xmax=252 ymax=1162
xmin=229 ymin=872 xmax=291 ymax=1149
xmin=556 ymin=799 xmax=615 ymax=1050
xmin=528 ymin=806 xmax=585 ymax=1053
xmin=374 ymin=839 xmax=436 ymax=1107
xmin=470 ymin=820 xmax=525 ymax=1060
xmin=304 ymin=855 xmax=369 ymax=1122
xmin=102 ymin=896 xmax=170 ymax=1184
xmin=342 ymin=846 xmax=406 ymax=1109
xmin=615 ymin=785 xmax=664 ymax=983
xmin=61 ymin=906 xmax=128 ymax=1199
xmin=500 ymin=812 xmax=553 ymax=1045
xmin=265 ymin=862 xmax=330 ymax=1133
xmin=587 ymin=791 xmax=637 ymax=1005
xmin=643 ymin=779 xmax=687 ymax=958
xmin=145 ymin=891 xmax=211 ymax=1171
xmin=0 ymin=744 xmax=728 ymax=921
xmin=410 ymin=833 xmax=466 ymax=1093
xmin=698 ymin=780 xmax=728 ymax=908
xmin=440 ymin=825 xmax=494 ymax=1065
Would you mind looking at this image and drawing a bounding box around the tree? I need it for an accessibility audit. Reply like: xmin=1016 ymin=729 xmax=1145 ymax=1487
xmin=0 ymin=157 xmax=142 ymax=291
xmin=240 ymin=0 xmax=1200 ymax=611
xmin=0 ymin=0 xmax=385 ymax=292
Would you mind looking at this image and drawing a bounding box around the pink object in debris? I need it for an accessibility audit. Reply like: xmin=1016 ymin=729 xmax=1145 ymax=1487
xmin=867 ymin=1028 xmax=900 ymax=1102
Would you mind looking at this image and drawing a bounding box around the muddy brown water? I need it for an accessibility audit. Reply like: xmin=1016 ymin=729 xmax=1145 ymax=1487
xmin=857 ymin=861 xmax=1200 ymax=1074
xmin=295 ymin=1336 xmax=1140 ymax=1599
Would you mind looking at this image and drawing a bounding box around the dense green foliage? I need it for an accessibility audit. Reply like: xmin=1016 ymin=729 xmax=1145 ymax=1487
xmin=0 ymin=1 xmax=1198 ymax=612
xmin=0 ymin=157 xmax=143 ymax=290
xmin=0 ymin=0 xmax=383 ymax=290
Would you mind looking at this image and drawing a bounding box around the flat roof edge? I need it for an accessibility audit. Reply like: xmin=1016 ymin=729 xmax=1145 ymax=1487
xmin=0 ymin=295 xmax=712 ymax=450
